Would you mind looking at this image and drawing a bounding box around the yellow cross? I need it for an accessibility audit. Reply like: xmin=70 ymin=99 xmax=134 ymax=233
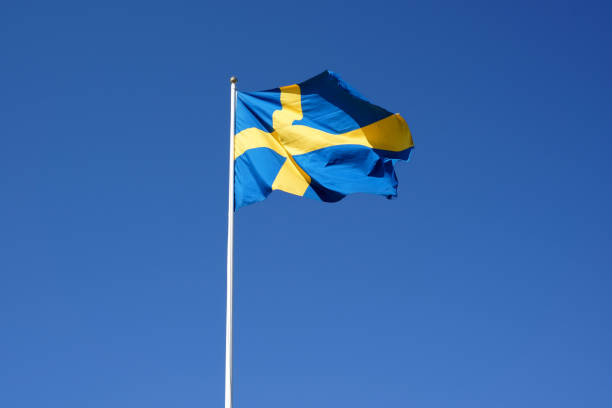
xmin=234 ymin=85 xmax=413 ymax=198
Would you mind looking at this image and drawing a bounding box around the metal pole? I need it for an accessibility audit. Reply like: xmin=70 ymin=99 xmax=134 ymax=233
xmin=225 ymin=76 xmax=237 ymax=408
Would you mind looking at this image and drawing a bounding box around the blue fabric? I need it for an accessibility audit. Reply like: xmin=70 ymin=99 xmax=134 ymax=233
xmin=235 ymin=89 xmax=281 ymax=134
xmin=234 ymin=147 xmax=286 ymax=209
xmin=233 ymin=70 xmax=413 ymax=210
xmin=295 ymin=145 xmax=402 ymax=202
xmin=293 ymin=71 xmax=393 ymax=134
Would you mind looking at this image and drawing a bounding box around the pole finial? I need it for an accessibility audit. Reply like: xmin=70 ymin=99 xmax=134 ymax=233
xmin=230 ymin=76 xmax=237 ymax=84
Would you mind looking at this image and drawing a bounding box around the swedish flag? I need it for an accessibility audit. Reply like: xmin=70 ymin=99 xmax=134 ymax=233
xmin=234 ymin=71 xmax=414 ymax=209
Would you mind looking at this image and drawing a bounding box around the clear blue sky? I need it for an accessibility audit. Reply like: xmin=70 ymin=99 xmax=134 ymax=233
xmin=2 ymin=1 xmax=611 ymax=407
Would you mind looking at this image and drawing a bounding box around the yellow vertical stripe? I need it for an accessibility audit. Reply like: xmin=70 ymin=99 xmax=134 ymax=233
xmin=271 ymin=157 xmax=311 ymax=196
xmin=270 ymin=85 xmax=311 ymax=196
xmin=272 ymin=84 xmax=303 ymax=131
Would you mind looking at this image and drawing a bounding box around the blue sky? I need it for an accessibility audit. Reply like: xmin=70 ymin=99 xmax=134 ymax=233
xmin=1 ymin=1 xmax=611 ymax=407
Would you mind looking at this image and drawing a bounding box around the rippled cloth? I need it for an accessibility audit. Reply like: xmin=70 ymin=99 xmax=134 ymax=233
xmin=234 ymin=70 xmax=414 ymax=210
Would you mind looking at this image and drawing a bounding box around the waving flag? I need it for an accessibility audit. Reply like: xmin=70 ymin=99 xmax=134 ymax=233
xmin=233 ymin=70 xmax=413 ymax=209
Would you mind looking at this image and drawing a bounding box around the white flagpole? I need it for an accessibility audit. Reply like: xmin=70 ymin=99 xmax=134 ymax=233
xmin=225 ymin=76 xmax=237 ymax=408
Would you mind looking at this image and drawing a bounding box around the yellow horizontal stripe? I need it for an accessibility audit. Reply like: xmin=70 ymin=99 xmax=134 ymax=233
xmin=234 ymin=113 xmax=413 ymax=160
xmin=275 ymin=113 xmax=412 ymax=157
xmin=234 ymin=127 xmax=288 ymax=159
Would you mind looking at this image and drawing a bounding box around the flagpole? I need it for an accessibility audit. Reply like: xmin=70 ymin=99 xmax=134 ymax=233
xmin=225 ymin=76 xmax=237 ymax=408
